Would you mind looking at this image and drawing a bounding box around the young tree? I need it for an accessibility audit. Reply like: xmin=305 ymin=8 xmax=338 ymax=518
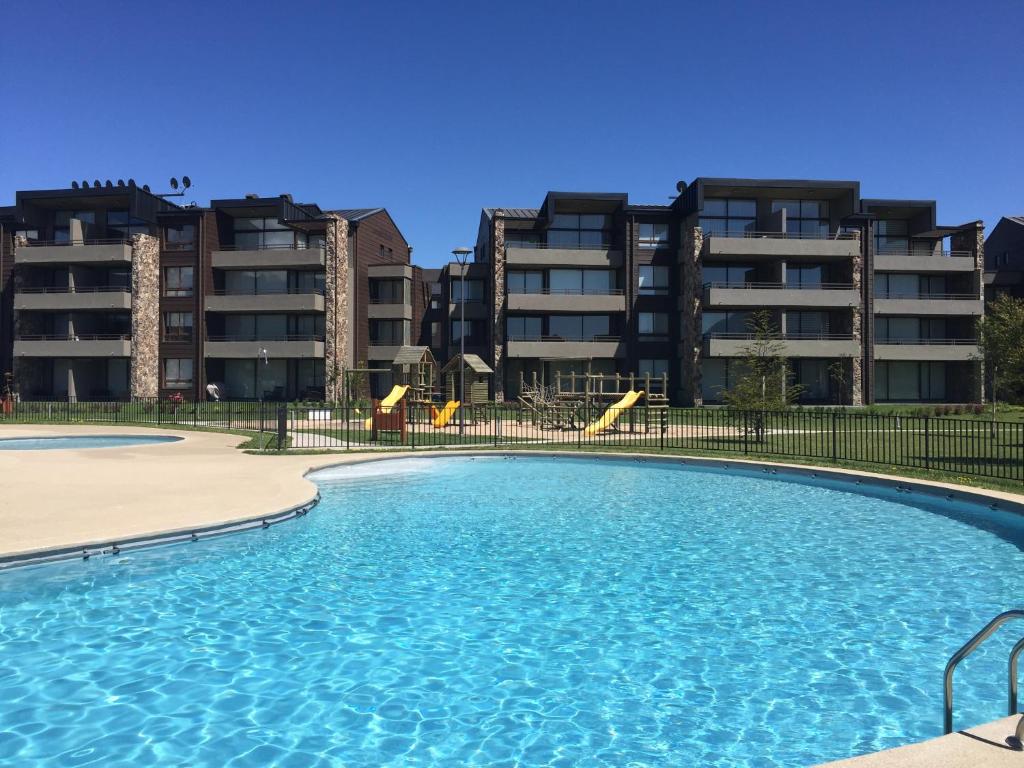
xmin=976 ymin=293 xmax=1024 ymax=424
xmin=722 ymin=310 xmax=803 ymax=442
xmin=828 ymin=360 xmax=848 ymax=406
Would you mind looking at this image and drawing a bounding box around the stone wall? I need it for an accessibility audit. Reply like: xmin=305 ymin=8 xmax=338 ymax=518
xmin=678 ymin=223 xmax=703 ymax=405
xmin=849 ymin=230 xmax=864 ymax=406
xmin=324 ymin=213 xmax=351 ymax=402
xmin=491 ymin=213 xmax=506 ymax=401
xmin=952 ymin=222 xmax=986 ymax=402
xmin=130 ymin=234 xmax=160 ymax=398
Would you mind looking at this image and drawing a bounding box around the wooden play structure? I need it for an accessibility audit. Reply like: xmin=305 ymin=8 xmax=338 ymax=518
xmin=441 ymin=354 xmax=493 ymax=420
xmin=391 ymin=346 xmax=438 ymax=407
xmin=370 ymin=396 xmax=407 ymax=443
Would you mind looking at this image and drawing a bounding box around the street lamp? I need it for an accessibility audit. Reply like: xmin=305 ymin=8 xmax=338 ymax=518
xmin=452 ymin=247 xmax=472 ymax=436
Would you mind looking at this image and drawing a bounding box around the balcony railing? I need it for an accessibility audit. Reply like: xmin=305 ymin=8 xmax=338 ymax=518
xmin=16 ymin=333 xmax=131 ymax=341
xmin=368 ymin=296 xmax=408 ymax=304
xmin=507 ymin=334 xmax=621 ymax=343
xmin=875 ymin=291 xmax=978 ymax=300
xmin=214 ymin=243 xmax=324 ymax=251
xmin=507 ymin=288 xmax=625 ymax=296
xmin=704 ymin=230 xmax=858 ymax=241
xmin=875 ymin=338 xmax=977 ymax=345
xmin=704 ymin=282 xmax=855 ymax=290
xmin=19 ymin=238 xmax=132 ymax=247
xmin=876 ymin=249 xmax=972 ymax=258
xmin=504 ymin=242 xmax=615 ymax=250
xmin=211 ymin=287 xmax=325 ymax=296
xmin=16 ymin=286 xmax=130 ymax=294
xmin=705 ymin=332 xmax=854 ymax=341
xmin=207 ymin=334 xmax=325 ymax=342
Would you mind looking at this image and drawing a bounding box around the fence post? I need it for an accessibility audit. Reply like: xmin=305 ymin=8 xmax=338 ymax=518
xmin=494 ymin=403 xmax=499 ymax=448
xmin=277 ymin=404 xmax=287 ymax=450
xmin=259 ymin=401 xmax=265 ymax=450
xmin=924 ymin=415 xmax=930 ymax=471
xmin=743 ymin=411 xmax=749 ymax=454
xmin=831 ymin=410 xmax=838 ymax=462
xmin=410 ymin=404 xmax=416 ymax=450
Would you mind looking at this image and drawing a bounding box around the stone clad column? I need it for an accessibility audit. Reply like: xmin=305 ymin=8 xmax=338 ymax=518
xmin=130 ymin=233 xmax=159 ymax=399
xmin=679 ymin=224 xmax=703 ymax=405
xmin=324 ymin=213 xmax=350 ymax=402
xmin=850 ymin=229 xmax=864 ymax=406
xmin=491 ymin=213 xmax=505 ymax=402
xmin=952 ymin=222 xmax=985 ymax=403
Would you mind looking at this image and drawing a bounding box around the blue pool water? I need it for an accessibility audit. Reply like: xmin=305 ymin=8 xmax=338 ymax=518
xmin=0 ymin=456 xmax=1022 ymax=767
xmin=0 ymin=435 xmax=181 ymax=450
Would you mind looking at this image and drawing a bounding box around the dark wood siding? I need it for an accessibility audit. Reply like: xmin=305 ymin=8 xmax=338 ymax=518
xmin=351 ymin=211 xmax=410 ymax=364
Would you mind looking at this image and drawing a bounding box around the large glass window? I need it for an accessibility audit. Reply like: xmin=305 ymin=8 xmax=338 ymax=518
xmin=638 ymin=359 xmax=669 ymax=379
xmin=450 ymin=279 xmax=483 ymax=303
xmin=875 ymin=220 xmax=909 ymax=254
xmin=786 ymin=311 xmax=829 ymax=337
xmin=701 ymin=359 xmax=747 ymax=402
xmin=701 ymin=310 xmax=752 ymax=337
xmin=875 ymin=317 xmax=947 ymax=342
xmin=163 ymin=266 xmax=193 ymax=297
xmin=54 ymin=210 xmax=96 ymax=242
xmin=223 ymin=270 xmax=287 ymax=295
xmin=505 ymin=232 xmax=541 ymax=248
xmin=699 ymin=199 xmax=756 ymax=236
xmin=875 ymin=361 xmax=947 ymax=401
xmin=786 ymin=264 xmax=825 ymax=288
xmin=702 ymin=263 xmax=757 ymax=286
xmin=874 ymin=273 xmax=946 ymax=298
xmin=163 ymin=312 xmax=193 ymax=342
xmin=548 ymin=315 xmax=611 ymax=340
xmin=233 ymin=217 xmax=296 ymax=249
xmin=370 ymin=319 xmax=406 ymax=345
xmin=772 ymin=200 xmax=829 ymax=237
xmin=163 ymin=358 xmax=193 ymax=388
xmin=107 ymin=210 xmax=150 ymax=239
xmin=547 ymin=213 xmax=610 ymax=248
xmin=549 ymin=269 xmax=615 ymax=294
xmin=792 ymin=360 xmax=830 ymax=401
xmin=369 ymin=278 xmax=405 ymax=303
xmin=638 ymin=265 xmax=669 ymax=295
xmin=638 ymin=312 xmax=668 ymax=336
xmin=507 ymin=271 xmax=544 ymax=294
xmin=638 ymin=222 xmax=669 ymax=248
xmin=450 ymin=319 xmax=478 ymax=343
xmin=506 ymin=316 xmax=543 ymax=339
xmin=164 ymin=222 xmax=196 ymax=250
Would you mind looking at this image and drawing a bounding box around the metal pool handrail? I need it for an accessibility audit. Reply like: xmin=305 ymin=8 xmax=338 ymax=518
xmin=943 ymin=609 xmax=1024 ymax=734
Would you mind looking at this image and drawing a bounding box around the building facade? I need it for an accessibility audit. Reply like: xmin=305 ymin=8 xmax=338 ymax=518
xmin=0 ymin=184 xmax=415 ymax=401
xmin=984 ymin=216 xmax=1024 ymax=300
xmin=460 ymin=180 xmax=984 ymax=405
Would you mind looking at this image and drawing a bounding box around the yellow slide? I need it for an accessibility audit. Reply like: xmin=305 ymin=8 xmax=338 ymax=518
xmin=431 ymin=400 xmax=461 ymax=429
xmin=583 ymin=390 xmax=644 ymax=436
xmin=363 ymin=384 xmax=409 ymax=428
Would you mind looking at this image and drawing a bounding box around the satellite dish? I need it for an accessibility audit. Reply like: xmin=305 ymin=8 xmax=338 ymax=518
xmin=82 ymin=180 xmax=90 ymax=189
xmin=142 ymin=184 xmax=151 ymax=192
xmin=93 ymin=180 xmax=101 ymax=188
xmin=71 ymin=181 xmax=80 ymax=189
xmin=169 ymin=177 xmax=179 ymax=190
xmin=128 ymin=179 xmax=136 ymax=187
xmin=117 ymin=179 xmax=126 ymax=187
xmin=182 ymin=176 xmax=191 ymax=189
xmin=105 ymin=180 xmax=113 ymax=188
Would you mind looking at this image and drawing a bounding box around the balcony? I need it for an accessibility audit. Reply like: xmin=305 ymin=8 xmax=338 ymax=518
xmin=15 ymin=239 xmax=133 ymax=265
xmin=14 ymin=287 xmax=132 ymax=311
xmin=703 ymin=231 xmax=860 ymax=260
xmin=211 ymin=244 xmax=325 ymax=269
xmin=366 ymin=344 xmax=405 ymax=362
xmin=367 ymin=298 xmax=412 ymax=320
xmin=704 ymin=333 xmax=860 ymax=358
xmin=873 ymin=293 xmax=983 ymax=316
xmin=505 ymin=243 xmax=624 ymax=269
xmin=874 ymin=339 xmax=979 ymax=361
xmin=204 ymin=335 xmax=325 ymax=359
xmin=506 ymin=289 xmax=626 ymax=313
xmin=14 ymin=334 xmax=131 ymax=358
xmin=506 ymin=335 xmax=626 ymax=359
xmin=703 ymin=282 xmax=859 ymax=309
xmin=874 ymin=250 xmax=976 ymax=272
xmin=205 ymin=289 xmax=325 ymax=314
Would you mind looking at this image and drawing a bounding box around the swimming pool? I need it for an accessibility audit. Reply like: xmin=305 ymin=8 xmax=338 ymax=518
xmin=0 ymin=435 xmax=182 ymax=450
xmin=0 ymin=455 xmax=1020 ymax=766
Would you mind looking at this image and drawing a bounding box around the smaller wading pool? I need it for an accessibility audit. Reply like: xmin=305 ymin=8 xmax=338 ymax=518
xmin=0 ymin=435 xmax=182 ymax=451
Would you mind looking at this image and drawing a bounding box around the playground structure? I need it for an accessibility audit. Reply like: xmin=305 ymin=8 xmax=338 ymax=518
xmin=438 ymin=353 xmax=493 ymax=427
xmin=391 ymin=346 xmax=438 ymax=408
xmin=518 ymin=369 xmax=669 ymax=434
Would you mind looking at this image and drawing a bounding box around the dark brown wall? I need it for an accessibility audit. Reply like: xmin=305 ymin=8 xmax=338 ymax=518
xmin=351 ymin=211 xmax=410 ymax=364
xmin=0 ymin=228 xmax=14 ymax=381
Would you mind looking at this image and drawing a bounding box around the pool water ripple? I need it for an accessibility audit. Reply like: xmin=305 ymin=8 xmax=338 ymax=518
xmin=0 ymin=456 xmax=1022 ymax=766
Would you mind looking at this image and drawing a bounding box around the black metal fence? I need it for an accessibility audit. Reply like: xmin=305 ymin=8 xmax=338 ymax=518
xmin=3 ymin=399 xmax=1022 ymax=484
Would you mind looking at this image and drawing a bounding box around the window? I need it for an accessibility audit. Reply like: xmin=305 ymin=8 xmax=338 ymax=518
xmin=786 ymin=311 xmax=829 ymax=338
xmin=163 ymin=312 xmax=193 ymax=342
xmin=54 ymin=210 xmax=96 ymax=242
xmin=163 ymin=266 xmax=193 ymax=297
xmin=450 ymin=280 xmax=483 ymax=302
xmin=701 ymin=359 xmax=747 ymax=402
xmin=875 ymin=361 xmax=947 ymax=401
xmin=638 ymin=265 xmax=669 ymax=295
xmin=875 ymin=220 xmax=909 ymax=254
xmin=638 ymin=312 xmax=668 ymax=336
xmin=369 ymin=278 xmax=405 ymax=303
xmin=450 ymin=318 xmax=477 ymax=342
xmin=786 ymin=264 xmax=825 ymax=288
xmin=507 ymin=271 xmax=544 ymax=294
xmin=702 ymin=263 xmax=757 ymax=287
xmin=369 ymin=319 xmax=406 ymax=345
xmin=547 ymin=213 xmax=609 ymax=248
xmin=506 ymin=316 xmax=542 ymax=339
xmin=548 ymin=315 xmax=610 ymax=340
xmin=638 ymin=359 xmax=669 ymax=379
xmin=699 ymin=199 xmax=756 ymax=237
xmin=107 ymin=210 xmax=150 ymax=239
xmin=163 ymin=358 xmax=193 ymax=388
xmin=233 ymin=217 xmax=295 ymax=249
xmin=549 ymin=269 xmax=616 ymax=294
xmin=792 ymin=360 xmax=830 ymax=401
xmin=430 ymin=321 xmax=441 ymax=345
xmin=875 ymin=317 xmax=947 ymax=343
xmin=164 ymin=222 xmax=196 ymax=250
xmin=505 ymin=232 xmax=541 ymax=249
xmin=702 ymin=310 xmax=752 ymax=337
xmin=638 ymin=223 xmax=669 ymax=248
xmin=14 ymin=229 xmax=39 ymax=242
xmin=874 ymin=274 xmax=945 ymax=299
xmin=771 ymin=200 xmax=829 ymax=237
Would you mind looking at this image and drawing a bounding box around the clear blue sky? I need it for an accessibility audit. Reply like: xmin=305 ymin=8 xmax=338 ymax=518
xmin=1 ymin=0 xmax=1021 ymax=266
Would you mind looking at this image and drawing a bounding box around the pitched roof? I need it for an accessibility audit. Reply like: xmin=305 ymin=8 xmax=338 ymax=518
xmin=330 ymin=208 xmax=385 ymax=222
xmin=392 ymin=345 xmax=434 ymax=365
xmin=442 ymin=353 xmax=493 ymax=374
xmin=1007 ymin=216 xmax=1024 ymax=227
xmin=483 ymin=207 xmax=540 ymax=220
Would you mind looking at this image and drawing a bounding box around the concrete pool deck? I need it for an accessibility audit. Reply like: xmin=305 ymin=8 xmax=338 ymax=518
xmin=1 ymin=423 xmax=1022 ymax=767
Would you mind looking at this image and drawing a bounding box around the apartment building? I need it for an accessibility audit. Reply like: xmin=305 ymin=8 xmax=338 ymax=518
xmin=461 ymin=180 xmax=984 ymax=405
xmin=984 ymin=216 xmax=1024 ymax=300
xmin=0 ymin=183 xmax=415 ymax=401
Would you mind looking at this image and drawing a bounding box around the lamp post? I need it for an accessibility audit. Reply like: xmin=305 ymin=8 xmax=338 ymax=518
xmin=452 ymin=247 xmax=472 ymax=436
